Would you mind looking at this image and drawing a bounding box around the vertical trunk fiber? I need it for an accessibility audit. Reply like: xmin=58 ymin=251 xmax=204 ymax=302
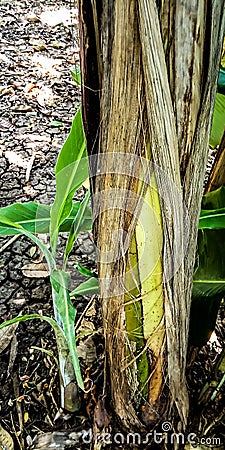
xmin=79 ymin=0 xmax=225 ymax=434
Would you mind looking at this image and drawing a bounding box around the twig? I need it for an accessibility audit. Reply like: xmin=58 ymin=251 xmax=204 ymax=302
xmin=7 ymin=334 xmax=18 ymax=378
xmin=10 ymin=412 xmax=23 ymax=450
xmin=74 ymin=295 xmax=96 ymax=331
xmin=202 ymin=409 xmax=225 ymax=436
xmin=25 ymin=153 xmax=36 ymax=182
xmin=0 ymin=235 xmax=20 ymax=253
xmin=12 ymin=373 xmax=24 ymax=436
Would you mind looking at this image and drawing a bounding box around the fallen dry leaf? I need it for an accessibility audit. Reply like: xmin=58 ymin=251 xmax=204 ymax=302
xmin=30 ymin=39 xmax=47 ymax=51
xmin=11 ymin=105 xmax=33 ymax=112
xmin=0 ymin=321 xmax=19 ymax=354
xmin=85 ymin=300 xmax=96 ymax=317
xmin=76 ymin=318 xmax=95 ymax=336
xmin=24 ymin=82 xmax=36 ymax=93
xmin=22 ymin=262 xmax=49 ymax=278
xmin=24 ymin=13 xmax=40 ymax=22
xmin=77 ymin=337 xmax=97 ymax=365
xmin=7 ymin=334 xmax=18 ymax=376
xmin=29 ymin=246 xmax=37 ymax=258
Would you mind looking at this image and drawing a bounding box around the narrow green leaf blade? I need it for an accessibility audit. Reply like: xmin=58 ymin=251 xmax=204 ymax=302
xmin=50 ymin=109 xmax=88 ymax=253
xmin=199 ymin=208 xmax=225 ymax=229
xmin=0 ymin=202 xmax=50 ymax=234
xmin=0 ymin=212 xmax=23 ymax=229
xmin=218 ymin=67 xmax=225 ymax=95
xmin=71 ymin=68 xmax=81 ymax=85
xmin=50 ymin=270 xmax=84 ymax=390
xmin=76 ymin=264 xmax=97 ymax=278
xmin=64 ymin=190 xmax=91 ymax=262
xmin=0 ymin=215 xmax=55 ymax=272
xmin=20 ymin=228 xmax=56 ymax=272
xmin=192 ymin=280 xmax=225 ymax=298
xmin=0 ymin=201 xmax=92 ymax=236
xmin=209 ymin=93 xmax=225 ymax=148
xmin=70 ymin=277 xmax=99 ymax=297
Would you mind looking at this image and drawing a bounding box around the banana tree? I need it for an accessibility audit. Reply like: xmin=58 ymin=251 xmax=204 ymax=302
xmin=78 ymin=0 xmax=225 ymax=435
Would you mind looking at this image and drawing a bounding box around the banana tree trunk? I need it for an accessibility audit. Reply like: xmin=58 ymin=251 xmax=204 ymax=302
xmin=78 ymin=0 xmax=225 ymax=433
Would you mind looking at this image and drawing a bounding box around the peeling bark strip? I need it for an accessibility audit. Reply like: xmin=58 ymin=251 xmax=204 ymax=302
xmin=137 ymin=0 xmax=187 ymax=423
xmin=96 ymin=0 xmax=148 ymax=428
xmin=79 ymin=0 xmax=225 ymax=432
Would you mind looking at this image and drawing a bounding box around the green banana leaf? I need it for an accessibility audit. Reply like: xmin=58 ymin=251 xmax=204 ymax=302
xmin=209 ymin=93 xmax=225 ymax=148
xmin=64 ymin=190 xmax=90 ymax=263
xmin=71 ymin=68 xmax=81 ymax=85
xmin=199 ymin=208 xmax=225 ymax=229
xmin=50 ymin=109 xmax=88 ymax=254
xmin=208 ymin=67 xmax=225 ymax=149
xmin=190 ymin=186 xmax=225 ymax=347
xmin=201 ymin=186 xmax=225 ymax=210
xmin=70 ymin=277 xmax=99 ymax=297
xmin=0 ymin=210 xmax=85 ymax=398
xmin=76 ymin=264 xmax=97 ymax=278
xmin=50 ymin=270 xmax=84 ymax=390
xmin=0 ymin=201 xmax=92 ymax=236
xmin=218 ymin=67 xmax=225 ymax=95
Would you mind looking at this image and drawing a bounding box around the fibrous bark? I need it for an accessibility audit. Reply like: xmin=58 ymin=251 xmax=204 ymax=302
xmin=78 ymin=0 xmax=225 ymax=432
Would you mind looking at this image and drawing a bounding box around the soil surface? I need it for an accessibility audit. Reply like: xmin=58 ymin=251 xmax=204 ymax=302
xmin=0 ymin=1 xmax=102 ymax=449
xmin=0 ymin=1 xmax=224 ymax=450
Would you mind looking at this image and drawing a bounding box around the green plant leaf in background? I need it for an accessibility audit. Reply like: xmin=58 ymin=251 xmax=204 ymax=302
xmin=64 ymin=190 xmax=91 ymax=265
xmin=218 ymin=67 xmax=225 ymax=95
xmin=199 ymin=187 xmax=225 ymax=236
xmin=0 ymin=202 xmax=50 ymax=235
xmin=201 ymin=185 xmax=225 ymax=210
xmin=71 ymin=67 xmax=81 ymax=85
xmin=0 ymin=212 xmax=23 ymax=229
xmin=70 ymin=277 xmax=99 ymax=297
xmin=76 ymin=263 xmax=97 ymax=278
xmin=50 ymin=270 xmax=84 ymax=390
xmin=190 ymin=186 xmax=225 ymax=347
xmin=0 ymin=314 xmax=80 ymax=411
xmin=50 ymin=108 xmax=88 ymax=254
xmin=61 ymin=201 xmax=92 ymax=233
xmin=0 ymin=201 xmax=92 ymax=236
xmin=209 ymin=93 xmax=225 ymax=148
xmin=190 ymin=229 xmax=225 ymax=347
xmin=199 ymin=208 xmax=225 ymax=229
xmin=49 ymin=121 xmax=63 ymax=127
